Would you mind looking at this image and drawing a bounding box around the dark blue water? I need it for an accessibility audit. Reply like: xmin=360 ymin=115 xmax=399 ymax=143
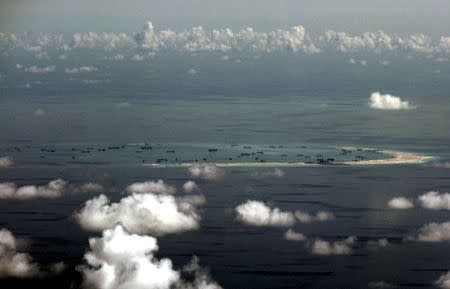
xmin=0 ymin=53 xmax=449 ymax=288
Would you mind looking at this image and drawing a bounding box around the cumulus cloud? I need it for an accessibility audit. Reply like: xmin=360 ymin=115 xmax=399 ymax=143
xmin=64 ymin=66 xmax=97 ymax=74
xmin=188 ymin=164 xmax=225 ymax=181
xmin=309 ymin=236 xmax=356 ymax=255
xmin=418 ymin=191 xmax=450 ymax=210
xmin=75 ymin=192 xmax=202 ymax=236
xmin=294 ymin=210 xmax=335 ymax=223
xmin=79 ymin=224 xmax=179 ymax=289
xmin=387 ymin=197 xmax=414 ymax=209
xmin=24 ymin=65 xmax=55 ymax=73
xmin=179 ymin=256 xmax=223 ymax=289
xmin=284 ymin=229 xmax=306 ymax=241
xmin=0 ymin=179 xmax=104 ymax=200
xmin=252 ymin=168 xmax=285 ymax=178
xmin=409 ymin=221 xmax=450 ymax=242
xmin=388 ymin=192 xmax=450 ymax=210
xmin=79 ymin=224 xmax=221 ymax=289
xmin=0 ymin=228 xmax=40 ymax=278
xmin=0 ymin=228 xmax=64 ymax=278
xmin=0 ymin=179 xmax=66 ymax=200
xmin=126 ymin=180 xmax=176 ymax=194
xmin=436 ymin=272 xmax=450 ymax=289
xmin=183 ymin=181 xmax=199 ymax=193
xmin=369 ymin=92 xmax=415 ymax=110
xmin=0 ymin=156 xmax=13 ymax=168
xmin=134 ymin=22 xmax=318 ymax=54
xmin=235 ymin=200 xmax=295 ymax=227
xmin=3 ymin=23 xmax=450 ymax=57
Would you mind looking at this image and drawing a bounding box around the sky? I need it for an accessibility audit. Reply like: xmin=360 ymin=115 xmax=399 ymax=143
xmin=1 ymin=0 xmax=450 ymax=35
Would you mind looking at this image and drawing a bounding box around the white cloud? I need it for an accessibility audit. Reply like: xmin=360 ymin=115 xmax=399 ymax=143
xmin=126 ymin=180 xmax=176 ymax=194
xmin=3 ymin=23 xmax=450 ymax=57
xmin=79 ymin=224 xmax=179 ymax=289
xmin=410 ymin=221 xmax=450 ymax=242
xmin=369 ymin=92 xmax=415 ymax=110
xmin=0 ymin=179 xmax=66 ymax=200
xmin=115 ymin=102 xmax=131 ymax=108
xmin=183 ymin=181 xmax=199 ymax=193
xmin=294 ymin=210 xmax=335 ymax=223
xmin=284 ymin=229 xmax=306 ymax=241
xmin=0 ymin=179 xmax=104 ymax=200
xmin=0 ymin=228 xmax=64 ymax=278
xmin=418 ymin=191 xmax=450 ymax=210
xmin=368 ymin=281 xmax=395 ymax=289
xmin=0 ymin=228 xmax=40 ymax=278
xmin=431 ymin=162 xmax=450 ymax=168
xmin=75 ymin=193 xmax=202 ymax=236
xmin=187 ymin=68 xmax=198 ymax=75
xmin=33 ymin=108 xmax=46 ymax=116
xmin=235 ymin=200 xmax=295 ymax=227
xmin=77 ymin=183 xmax=105 ymax=194
xmin=131 ymin=54 xmax=145 ymax=61
xmin=179 ymin=256 xmax=223 ymax=289
xmin=111 ymin=54 xmax=125 ymax=61
xmin=188 ymin=164 xmax=225 ymax=181
xmin=436 ymin=272 xmax=450 ymax=289
xmin=0 ymin=156 xmax=13 ymax=168
xmin=309 ymin=236 xmax=356 ymax=255
xmin=79 ymin=224 xmax=222 ymax=289
xmin=252 ymin=168 xmax=285 ymax=178
xmin=367 ymin=238 xmax=389 ymax=250
xmin=24 ymin=65 xmax=55 ymax=73
xmin=387 ymin=197 xmax=414 ymax=209
xmin=64 ymin=66 xmax=97 ymax=74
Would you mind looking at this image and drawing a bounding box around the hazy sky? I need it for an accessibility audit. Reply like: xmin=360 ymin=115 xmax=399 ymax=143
xmin=1 ymin=0 xmax=450 ymax=35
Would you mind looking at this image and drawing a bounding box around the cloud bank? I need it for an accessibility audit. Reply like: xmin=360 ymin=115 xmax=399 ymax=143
xmin=3 ymin=22 xmax=450 ymax=57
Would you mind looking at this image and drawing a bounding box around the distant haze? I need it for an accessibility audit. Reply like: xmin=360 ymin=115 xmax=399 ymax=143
xmin=1 ymin=0 xmax=450 ymax=35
